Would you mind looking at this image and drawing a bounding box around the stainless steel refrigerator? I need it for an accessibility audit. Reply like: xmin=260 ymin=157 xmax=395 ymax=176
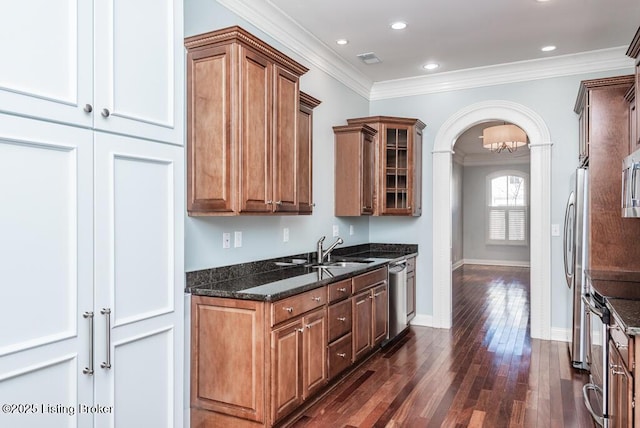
xmin=563 ymin=166 xmax=589 ymax=370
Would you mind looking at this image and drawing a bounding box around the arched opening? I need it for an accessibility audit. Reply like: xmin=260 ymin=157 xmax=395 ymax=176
xmin=432 ymin=100 xmax=552 ymax=339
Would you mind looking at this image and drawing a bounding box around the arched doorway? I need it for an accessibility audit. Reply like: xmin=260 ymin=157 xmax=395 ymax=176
xmin=432 ymin=100 xmax=553 ymax=339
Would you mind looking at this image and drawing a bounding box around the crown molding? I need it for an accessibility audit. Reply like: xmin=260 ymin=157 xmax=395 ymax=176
xmin=216 ymin=1 xmax=634 ymax=102
xmin=216 ymin=0 xmax=372 ymax=98
xmin=370 ymin=47 xmax=634 ymax=100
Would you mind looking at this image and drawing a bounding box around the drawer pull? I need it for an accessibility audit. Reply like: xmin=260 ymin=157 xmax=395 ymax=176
xmin=337 ymin=352 xmax=347 ymax=358
xmin=610 ymin=363 xmax=625 ymax=376
xmin=337 ymin=287 xmax=347 ymax=292
xmin=615 ymin=341 xmax=629 ymax=349
xmin=374 ymin=292 xmax=383 ymax=297
xmin=284 ymin=307 xmax=294 ymax=313
xmin=311 ymin=296 xmax=322 ymax=302
xmin=297 ymin=328 xmax=304 ymax=333
xmin=337 ymin=317 xmax=347 ymax=322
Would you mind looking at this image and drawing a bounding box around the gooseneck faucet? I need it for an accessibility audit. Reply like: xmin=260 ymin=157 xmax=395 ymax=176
xmin=317 ymin=236 xmax=344 ymax=264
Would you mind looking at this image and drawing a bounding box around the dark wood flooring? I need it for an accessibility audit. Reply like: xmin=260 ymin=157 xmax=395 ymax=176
xmin=290 ymin=264 xmax=594 ymax=427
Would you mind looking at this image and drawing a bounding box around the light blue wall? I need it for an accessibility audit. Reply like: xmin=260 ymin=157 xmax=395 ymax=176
xmin=462 ymin=163 xmax=530 ymax=262
xmin=368 ymin=69 xmax=633 ymax=331
xmin=452 ymin=160 xmax=464 ymax=265
xmin=184 ymin=0 xmax=370 ymax=271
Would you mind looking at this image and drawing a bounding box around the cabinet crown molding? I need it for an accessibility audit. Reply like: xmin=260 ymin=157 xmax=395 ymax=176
xmin=185 ymin=25 xmax=309 ymax=76
xmin=573 ymin=74 xmax=634 ymax=114
xmin=626 ymin=26 xmax=640 ymax=59
xmin=346 ymin=116 xmax=426 ymax=130
xmin=332 ymin=123 xmax=378 ymax=136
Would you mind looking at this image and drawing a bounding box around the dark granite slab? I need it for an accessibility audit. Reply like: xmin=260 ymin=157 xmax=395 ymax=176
xmin=587 ymin=270 xmax=640 ymax=300
xmin=186 ymin=243 xmax=417 ymax=302
xmin=607 ymin=298 xmax=640 ymax=335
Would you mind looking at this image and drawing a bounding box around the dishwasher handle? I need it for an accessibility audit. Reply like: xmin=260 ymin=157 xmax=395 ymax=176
xmin=389 ymin=259 xmax=407 ymax=273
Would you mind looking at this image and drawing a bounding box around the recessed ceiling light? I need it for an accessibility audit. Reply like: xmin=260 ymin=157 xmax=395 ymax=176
xmin=336 ymin=39 xmax=348 ymax=45
xmin=423 ymin=63 xmax=439 ymax=70
xmin=541 ymin=45 xmax=556 ymax=52
xmin=390 ymin=22 xmax=407 ymax=30
xmin=536 ymin=0 xmax=551 ymax=2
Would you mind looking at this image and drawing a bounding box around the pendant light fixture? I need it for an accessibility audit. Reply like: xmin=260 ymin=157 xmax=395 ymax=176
xmin=482 ymin=123 xmax=527 ymax=153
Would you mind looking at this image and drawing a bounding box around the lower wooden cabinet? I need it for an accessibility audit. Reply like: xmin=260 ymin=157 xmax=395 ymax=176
xmin=609 ymin=339 xmax=633 ymax=428
xmin=407 ymin=256 xmax=416 ymax=322
xmin=271 ymin=307 xmax=327 ymax=422
xmin=191 ymin=266 xmax=390 ymax=427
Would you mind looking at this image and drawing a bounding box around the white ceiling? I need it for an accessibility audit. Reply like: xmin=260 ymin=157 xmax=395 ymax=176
xmin=269 ymin=0 xmax=640 ymax=83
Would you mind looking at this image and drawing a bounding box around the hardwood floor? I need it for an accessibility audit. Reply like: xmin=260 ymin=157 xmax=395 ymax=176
xmin=290 ymin=264 xmax=594 ymax=428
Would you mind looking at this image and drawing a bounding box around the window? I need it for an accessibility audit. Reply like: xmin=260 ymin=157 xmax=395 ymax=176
xmin=486 ymin=172 xmax=528 ymax=245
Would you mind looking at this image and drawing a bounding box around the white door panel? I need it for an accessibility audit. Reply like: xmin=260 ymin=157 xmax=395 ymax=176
xmin=93 ymin=132 xmax=184 ymax=427
xmin=0 ymin=0 xmax=92 ymax=127
xmin=0 ymin=114 xmax=93 ymax=426
xmin=94 ymin=0 xmax=183 ymax=144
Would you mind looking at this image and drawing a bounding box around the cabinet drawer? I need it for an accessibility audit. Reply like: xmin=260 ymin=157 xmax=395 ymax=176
xmin=610 ymin=316 xmax=634 ymax=371
xmin=328 ymin=279 xmax=352 ymax=303
xmin=352 ymin=267 xmax=388 ymax=294
xmin=271 ymin=287 xmax=326 ymax=326
xmin=328 ymin=299 xmax=352 ymax=342
xmin=328 ymin=333 xmax=352 ymax=380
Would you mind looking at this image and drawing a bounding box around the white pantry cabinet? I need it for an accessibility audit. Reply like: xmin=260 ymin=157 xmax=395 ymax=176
xmin=0 ymin=115 xmax=185 ymax=428
xmin=0 ymin=0 xmax=183 ymax=145
xmin=0 ymin=1 xmax=185 ymax=426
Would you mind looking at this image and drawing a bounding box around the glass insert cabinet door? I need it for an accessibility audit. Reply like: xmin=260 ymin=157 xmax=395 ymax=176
xmin=385 ymin=127 xmax=410 ymax=210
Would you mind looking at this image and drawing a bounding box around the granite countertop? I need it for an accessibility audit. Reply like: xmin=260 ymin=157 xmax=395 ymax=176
xmin=587 ymin=269 xmax=640 ymax=335
xmin=186 ymin=243 xmax=417 ymax=302
xmin=607 ymin=298 xmax=640 ymax=335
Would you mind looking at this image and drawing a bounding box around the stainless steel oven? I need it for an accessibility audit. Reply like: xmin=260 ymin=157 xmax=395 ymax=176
xmin=582 ymin=291 xmax=610 ymax=427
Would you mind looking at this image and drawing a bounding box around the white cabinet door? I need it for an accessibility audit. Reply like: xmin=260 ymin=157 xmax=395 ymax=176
xmin=0 ymin=114 xmax=94 ymax=428
xmin=93 ymin=132 xmax=184 ymax=427
xmin=93 ymin=0 xmax=184 ymax=145
xmin=0 ymin=0 xmax=93 ymax=127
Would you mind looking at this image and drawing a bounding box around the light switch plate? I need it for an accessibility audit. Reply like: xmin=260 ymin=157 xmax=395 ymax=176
xmin=283 ymin=228 xmax=289 ymax=242
xmin=551 ymin=224 xmax=560 ymax=236
xmin=349 ymin=225 xmax=354 ymax=236
xmin=234 ymin=231 xmax=242 ymax=247
xmin=222 ymin=232 xmax=231 ymax=249
xmin=332 ymin=225 xmax=339 ymax=237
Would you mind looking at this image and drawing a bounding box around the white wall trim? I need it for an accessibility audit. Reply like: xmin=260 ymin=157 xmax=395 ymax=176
xmin=409 ymin=314 xmax=433 ymax=328
xmin=215 ymin=1 xmax=633 ymax=101
xmin=216 ymin=0 xmax=372 ymax=98
xmin=551 ymin=328 xmax=571 ymax=343
xmin=462 ymin=259 xmax=531 ymax=268
xmin=433 ymin=100 xmax=552 ymax=339
xmin=370 ymin=47 xmax=633 ymax=100
xmin=452 ymin=260 xmax=464 ymax=271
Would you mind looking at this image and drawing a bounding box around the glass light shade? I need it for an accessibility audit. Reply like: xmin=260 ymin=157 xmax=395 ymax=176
xmin=482 ymin=124 xmax=527 ymax=153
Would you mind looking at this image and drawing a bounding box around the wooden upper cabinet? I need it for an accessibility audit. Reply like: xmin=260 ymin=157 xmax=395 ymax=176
xmin=298 ymin=92 xmax=321 ymax=214
xmin=343 ymin=116 xmax=425 ymax=216
xmin=627 ymin=26 xmax=640 ymax=154
xmin=333 ymin=124 xmax=377 ymax=216
xmin=185 ymin=26 xmax=309 ymax=216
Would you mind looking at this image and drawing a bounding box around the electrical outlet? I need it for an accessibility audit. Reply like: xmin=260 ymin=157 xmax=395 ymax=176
xmin=283 ymin=228 xmax=289 ymax=242
xmin=349 ymin=224 xmax=354 ymax=236
xmin=222 ymin=232 xmax=231 ymax=249
xmin=551 ymin=224 xmax=560 ymax=237
xmin=332 ymin=224 xmax=339 ymax=237
xmin=234 ymin=231 xmax=242 ymax=247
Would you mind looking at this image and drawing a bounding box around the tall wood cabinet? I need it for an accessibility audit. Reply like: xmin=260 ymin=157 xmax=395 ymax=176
xmin=346 ymin=116 xmax=425 ymax=216
xmin=298 ymin=92 xmax=321 ymax=214
xmin=0 ymin=2 xmax=185 ymax=426
xmin=627 ymin=26 xmax=640 ymax=154
xmin=185 ymin=26 xmax=314 ymax=216
xmin=574 ymin=75 xmax=640 ymax=271
xmin=333 ymin=124 xmax=377 ymax=216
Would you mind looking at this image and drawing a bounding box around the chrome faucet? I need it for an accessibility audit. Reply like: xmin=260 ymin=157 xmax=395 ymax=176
xmin=317 ymin=236 xmax=343 ymax=264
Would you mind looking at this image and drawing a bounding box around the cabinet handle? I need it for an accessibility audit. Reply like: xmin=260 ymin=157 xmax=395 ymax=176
xmin=284 ymin=307 xmax=294 ymax=313
xmin=337 ymin=287 xmax=347 ymax=292
xmin=337 ymin=352 xmax=347 ymax=358
xmin=311 ymin=296 xmax=322 ymax=302
xmin=297 ymin=328 xmax=304 ymax=333
xmin=610 ymin=363 xmax=625 ymax=376
xmin=101 ymin=108 xmax=110 ymax=118
xmin=275 ymin=201 xmax=282 ymax=205
xmin=83 ymin=104 xmax=93 ymax=113
xmin=337 ymin=317 xmax=346 ymax=322
xmin=615 ymin=341 xmax=629 ymax=349
xmin=374 ymin=292 xmax=383 ymax=297
xmin=82 ymin=311 xmax=94 ymax=375
xmin=100 ymin=308 xmax=112 ymax=370
xmin=368 ymin=295 xmax=374 ymax=300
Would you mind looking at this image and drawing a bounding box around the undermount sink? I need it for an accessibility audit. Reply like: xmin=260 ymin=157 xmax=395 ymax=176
xmin=310 ymin=259 xmax=374 ymax=269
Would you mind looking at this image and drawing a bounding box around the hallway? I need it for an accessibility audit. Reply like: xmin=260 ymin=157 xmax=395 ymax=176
xmin=291 ymin=265 xmax=593 ymax=427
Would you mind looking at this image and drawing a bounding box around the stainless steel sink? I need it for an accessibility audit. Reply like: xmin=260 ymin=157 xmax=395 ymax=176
xmin=309 ymin=259 xmax=373 ymax=269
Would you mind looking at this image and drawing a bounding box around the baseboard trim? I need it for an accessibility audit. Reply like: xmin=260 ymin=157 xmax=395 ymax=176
xmin=462 ymin=258 xmax=531 ymax=268
xmin=409 ymin=314 xmax=434 ymax=328
xmin=551 ymin=327 xmax=570 ymax=343
xmin=452 ymin=260 xmax=464 ymax=270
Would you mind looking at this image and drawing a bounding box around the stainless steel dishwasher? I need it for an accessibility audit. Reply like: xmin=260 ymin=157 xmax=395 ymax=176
xmin=387 ymin=259 xmax=408 ymax=342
